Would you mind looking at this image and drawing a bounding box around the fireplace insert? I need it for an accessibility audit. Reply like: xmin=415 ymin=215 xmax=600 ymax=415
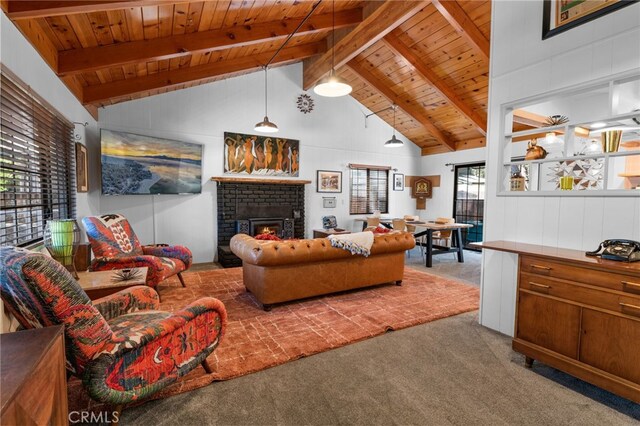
xmin=236 ymin=218 xmax=294 ymax=239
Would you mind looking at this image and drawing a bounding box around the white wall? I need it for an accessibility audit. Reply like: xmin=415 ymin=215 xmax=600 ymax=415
xmin=99 ymin=63 xmax=422 ymax=263
xmin=481 ymin=1 xmax=640 ymax=335
xmin=420 ymin=147 xmax=486 ymax=220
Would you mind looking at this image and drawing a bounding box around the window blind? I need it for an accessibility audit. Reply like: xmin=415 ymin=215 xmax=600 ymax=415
xmin=349 ymin=166 xmax=389 ymax=215
xmin=1 ymin=68 xmax=76 ymax=247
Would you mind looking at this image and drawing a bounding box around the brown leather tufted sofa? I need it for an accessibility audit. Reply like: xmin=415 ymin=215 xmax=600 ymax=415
xmin=230 ymin=232 xmax=416 ymax=310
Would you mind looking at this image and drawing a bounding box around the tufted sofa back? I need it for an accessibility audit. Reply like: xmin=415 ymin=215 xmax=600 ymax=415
xmin=231 ymin=232 xmax=415 ymax=267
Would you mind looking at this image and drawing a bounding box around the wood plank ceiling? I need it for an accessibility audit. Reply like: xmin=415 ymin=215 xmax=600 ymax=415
xmin=2 ymin=0 xmax=492 ymax=155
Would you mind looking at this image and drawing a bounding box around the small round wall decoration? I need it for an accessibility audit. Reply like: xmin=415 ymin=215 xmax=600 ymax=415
xmin=296 ymin=94 xmax=314 ymax=114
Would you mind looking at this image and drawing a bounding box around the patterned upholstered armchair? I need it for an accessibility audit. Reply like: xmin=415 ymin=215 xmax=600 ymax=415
xmin=0 ymin=247 xmax=226 ymax=412
xmin=82 ymin=214 xmax=192 ymax=289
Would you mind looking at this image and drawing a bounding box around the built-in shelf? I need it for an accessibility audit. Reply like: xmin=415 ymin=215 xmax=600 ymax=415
xmin=211 ymin=176 xmax=311 ymax=185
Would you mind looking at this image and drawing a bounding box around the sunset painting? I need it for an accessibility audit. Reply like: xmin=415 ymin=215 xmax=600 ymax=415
xmin=101 ymin=129 xmax=202 ymax=195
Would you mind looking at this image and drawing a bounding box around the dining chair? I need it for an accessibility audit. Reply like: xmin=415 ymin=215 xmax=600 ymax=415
xmin=403 ymin=215 xmax=424 ymax=259
xmin=433 ymin=218 xmax=457 ymax=258
xmin=366 ymin=217 xmax=380 ymax=228
xmin=392 ymin=219 xmax=406 ymax=231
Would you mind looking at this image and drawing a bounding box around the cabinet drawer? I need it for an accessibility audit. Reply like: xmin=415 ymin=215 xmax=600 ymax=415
xmin=520 ymin=273 xmax=640 ymax=318
xmin=520 ymin=256 xmax=640 ymax=294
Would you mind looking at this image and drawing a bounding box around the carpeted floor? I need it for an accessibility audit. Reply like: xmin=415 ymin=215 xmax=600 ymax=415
xmin=68 ymin=266 xmax=479 ymax=413
xmin=121 ymin=311 xmax=639 ymax=425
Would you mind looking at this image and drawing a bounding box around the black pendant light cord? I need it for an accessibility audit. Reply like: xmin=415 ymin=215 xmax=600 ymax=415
xmin=264 ymin=68 xmax=268 ymax=117
xmin=264 ymin=0 xmax=322 ymax=69
xmin=392 ymin=105 xmax=397 ymax=136
xmin=331 ymin=0 xmax=335 ymax=77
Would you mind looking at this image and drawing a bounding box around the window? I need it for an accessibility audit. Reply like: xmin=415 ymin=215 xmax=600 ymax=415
xmin=1 ymin=67 xmax=76 ymax=247
xmin=349 ymin=165 xmax=389 ymax=215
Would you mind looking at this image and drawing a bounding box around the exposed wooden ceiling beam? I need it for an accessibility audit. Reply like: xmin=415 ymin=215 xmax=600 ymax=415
xmin=420 ymin=136 xmax=486 ymax=155
xmin=432 ymin=0 xmax=490 ymax=63
xmin=513 ymin=109 xmax=548 ymax=128
xmin=4 ymin=1 xmax=197 ymax=19
xmin=83 ymin=41 xmax=325 ymax=105
xmin=345 ymin=60 xmax=455 ymax=151
xmin=382 ymin=32 xmax=486 ymax=136
xmin=57 ymin=8 xmax=362 ymax=76
xmin=303 ymin=0 xmax=427 ymax=90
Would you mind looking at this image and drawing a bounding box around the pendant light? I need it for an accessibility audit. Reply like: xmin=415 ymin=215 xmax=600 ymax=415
xmin=384 ymin=105 xmax=403 ymax=148
xmin=254 ymin=67 xmax=279 ymax=133
xmin=313 ymin=0 xmax=352 ymax=97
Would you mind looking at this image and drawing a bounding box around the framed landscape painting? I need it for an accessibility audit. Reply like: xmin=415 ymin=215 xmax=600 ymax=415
xmin=542 ymin=0 xmax=637 ymax=39
xmin=317 ymin=170 xmax=342 ymax=193
xmin=224 ymin=132 xmax=299 ymax=177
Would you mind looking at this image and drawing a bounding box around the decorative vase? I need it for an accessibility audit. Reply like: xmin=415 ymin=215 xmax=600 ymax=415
xmin=600 ymin=130 xmax=622 ymax=153
xmin=44 ymin=219 xmax=81 ymax=279
xmin=560 ymin=176 xmax=574 ymax=191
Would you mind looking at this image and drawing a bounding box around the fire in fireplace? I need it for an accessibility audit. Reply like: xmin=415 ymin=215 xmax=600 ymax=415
xmin=236 ymin=218 xmax=295 ymax=239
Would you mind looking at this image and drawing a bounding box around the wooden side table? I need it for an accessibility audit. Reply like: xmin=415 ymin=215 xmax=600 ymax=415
xmin=77 ymin=267 xmax=148 ymax=300
xmin=313 ymin=229 xmax=351 ymax=238
xmin=1 ymin=326 xmax=68 ymax=425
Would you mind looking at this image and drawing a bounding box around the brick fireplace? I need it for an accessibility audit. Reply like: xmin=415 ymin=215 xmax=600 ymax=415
xmin=214 ymin=177 xmax=308 ymax=267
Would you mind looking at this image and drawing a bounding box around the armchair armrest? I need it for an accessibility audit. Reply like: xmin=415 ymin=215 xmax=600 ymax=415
xmin=142 ymin=245 xmax=193 ymax=269
xmin=93 ymin=286 xmax=160 ymax=321
xmin=84 ymin=297 xmax=227 ymax=404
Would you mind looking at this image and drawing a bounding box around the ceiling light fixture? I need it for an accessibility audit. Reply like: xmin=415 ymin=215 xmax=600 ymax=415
xmin=254 ymin=67 xmax=279 ymax=133
xmin=313 ymin=0 xmax=352 ymax=97
xmin=253 ymin=1 xmax=322 ymax=133
xmin=384 ymin=105 xmax=403 ymax=148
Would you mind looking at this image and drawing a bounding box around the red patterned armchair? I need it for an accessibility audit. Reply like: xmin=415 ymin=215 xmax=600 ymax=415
xmin=0 ymin=246 xmax=226 ymax=412
xmin=82 ymin=214 xmax=192 ymax=289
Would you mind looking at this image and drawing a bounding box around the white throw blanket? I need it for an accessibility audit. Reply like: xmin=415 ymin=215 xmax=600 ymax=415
xmin=328 ymin=231 xmax=375 ymax=257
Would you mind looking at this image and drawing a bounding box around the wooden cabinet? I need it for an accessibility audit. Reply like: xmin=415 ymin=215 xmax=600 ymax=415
xmin=514 ymin=253 xmax=640 ymax=404
xmin=1 ymin=326 xmax=69 ymax=425
xmin=474 ymin=241 xmax=640 ymax=404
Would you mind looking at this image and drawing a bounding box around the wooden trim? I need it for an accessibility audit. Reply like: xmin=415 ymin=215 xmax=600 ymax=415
xmin=57 ymin=9 xmax=363 ymax=76
xmin=345 ymin=60 xmax=454 ymax=151
xmin=211 ymin=177 xmax=311 ymax=185
xmin=382 ymin=32 xmax=486 ymax=136
xmin=82 ymin=42 xmax=325 ymax=105
xmin=302 ymin=0 xmax=427 ymax=90
xmin=432 ymin=0 xmax=490 ymax=63
xmin=348 ymin=163 xmax=392 ymax=171
xmin=5 ymin=1 xmax=199 ymax=19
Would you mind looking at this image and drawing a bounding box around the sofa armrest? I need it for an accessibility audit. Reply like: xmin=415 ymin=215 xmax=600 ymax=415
xmin=83 ymin=297 xmax=227 ymax=404
xmin=93 ymin=286 xmax=160 ymax=321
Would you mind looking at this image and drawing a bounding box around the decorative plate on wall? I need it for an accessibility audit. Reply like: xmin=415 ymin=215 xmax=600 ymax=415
xmin=296 ymin=94 xmax=314 ymax=114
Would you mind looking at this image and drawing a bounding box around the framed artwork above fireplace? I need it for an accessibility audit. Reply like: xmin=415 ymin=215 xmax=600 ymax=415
xmin=224 ymin=132 xmax=299 ymax=177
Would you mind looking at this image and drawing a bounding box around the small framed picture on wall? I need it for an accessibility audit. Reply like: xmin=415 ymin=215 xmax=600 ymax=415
xmin=393 ymin=173 xmax=404 ymax=191
xmin=317 ymin=170 xmax=342 ymax=193
xmin=75 ymin=143 xmax=88 ymax=192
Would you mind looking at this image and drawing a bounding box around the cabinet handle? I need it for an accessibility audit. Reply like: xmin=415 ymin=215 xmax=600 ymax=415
xmin=619 ymin=303 xmax=640 ymax=317
xmin=530 ymin=264 xmax=552 ymax=272
xmin=529 ymin=282 xmax=551 ymax=292
xmin=621 ymin=281 xmax=640 ymax=294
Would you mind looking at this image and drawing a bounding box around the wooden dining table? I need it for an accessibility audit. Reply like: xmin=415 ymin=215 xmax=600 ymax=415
xmin=406 ymin=221 xmax=473 ymax=267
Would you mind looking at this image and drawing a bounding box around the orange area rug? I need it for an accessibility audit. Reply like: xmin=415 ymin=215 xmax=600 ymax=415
xmin=69 ymin=267 xmax=479 ymax=411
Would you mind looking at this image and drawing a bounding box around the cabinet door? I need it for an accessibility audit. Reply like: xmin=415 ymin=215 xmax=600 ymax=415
xmin=580 ymin=309 xmax=640 ymax=384
xmin=516 ymin=291 xmax=581 ymax=358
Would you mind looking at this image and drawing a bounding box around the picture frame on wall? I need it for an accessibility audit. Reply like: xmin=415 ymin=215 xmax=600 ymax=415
xmin=317 ymin=170 xmax=342 ymax=193
xmin=542 ymin=0 xmax=637 ymax=39
xmin=393 ymin=173 xmax=404 ymax=191
xmin=75 ymin=142 xmax=88 ymax=193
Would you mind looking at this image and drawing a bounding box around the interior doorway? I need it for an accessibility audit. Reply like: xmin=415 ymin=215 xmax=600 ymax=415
xmin=453 ymin=163 xmax=485 ymax=250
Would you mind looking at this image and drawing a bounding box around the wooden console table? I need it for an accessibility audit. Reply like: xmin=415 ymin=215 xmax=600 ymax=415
xmin=474 ymin=241 xmax=640 ymax=403
xmin=313 ymin=229 xmax=351 ymax=238
xmin=1 ymin=326 xmax=68 ymax=425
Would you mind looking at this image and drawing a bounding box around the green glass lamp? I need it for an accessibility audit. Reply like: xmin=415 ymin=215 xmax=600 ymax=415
xmin=44 ymin=219 xmax=81 ymax=279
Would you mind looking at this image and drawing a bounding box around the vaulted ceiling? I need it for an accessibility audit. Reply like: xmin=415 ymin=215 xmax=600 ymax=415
xmin=2 ymin=0 xmax=492 ymax=155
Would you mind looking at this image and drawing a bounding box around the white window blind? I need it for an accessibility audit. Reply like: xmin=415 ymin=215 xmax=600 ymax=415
xmin=1 ymin=67 xmax=76 ymax=247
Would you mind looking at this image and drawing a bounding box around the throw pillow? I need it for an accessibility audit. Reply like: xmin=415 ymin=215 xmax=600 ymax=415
xmin=255 ymin=234 xmax=282 ymax=241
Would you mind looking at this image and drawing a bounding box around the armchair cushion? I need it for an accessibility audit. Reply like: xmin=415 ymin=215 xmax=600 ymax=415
xmin=142 ymin=245 xmax=192 ymax=269
xmin=82 ymin=214 xmax=144 ymax=258
xmin=93 ymin=286 xmax=160 ymax=321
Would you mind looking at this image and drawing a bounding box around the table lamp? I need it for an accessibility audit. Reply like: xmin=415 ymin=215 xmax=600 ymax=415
xmin=44 ymin=219 xmax=81 ymax=279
